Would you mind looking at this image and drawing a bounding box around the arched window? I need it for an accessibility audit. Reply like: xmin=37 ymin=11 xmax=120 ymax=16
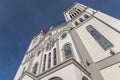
xmin=76 ymin=11 xmax=79 ymax=14
xmin=72 ymin=14 xmax=75 ymax=17
xmin=79 ymin=18 xmax=84 ymax=22
xmin=84 ymin=14 xmax=89 ymax=19
xmin=70 ymin=15 xmax=72 ymax=18
xmin=64 ymin=44 xmax=73 ymax=59
xmin=53 ymin=48 xmax=57 ymax=65
xmin=74 ymin=12 xmax=77 ymax=16
xmin=42 ymin=54 xmax=46 ymax=72
xmin=49 ymin=77 xmax=62 ymax=80
xmin=48 ymin=53 xmax=51 ymax=69
xmin=37 ymin=50 xmax=41 ymax=56
xmin=82 ymin=76 xmax=88 ymax=80
xmin=46 ymin=40 xmax=55 ymax=51
xmin=87 ymin=25 xmax=113 ymax=50
xmin=77 ymin=9 xmax=81 ymax=12
xmin=32 ymin=62 xmax=38 ymax=74
xmin=61 ymin=32 xmax=67 ymax=39
xmin=74 ymin=21 xmax=79 ymax=26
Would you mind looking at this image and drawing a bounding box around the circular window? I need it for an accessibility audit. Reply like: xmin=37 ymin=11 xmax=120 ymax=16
xmin=61 ymin=32 xmax=67 ymax=39
xmin=82 ymin=76 xmax=88 ymax=80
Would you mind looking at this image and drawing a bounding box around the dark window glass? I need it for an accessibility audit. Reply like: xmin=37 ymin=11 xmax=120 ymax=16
xmin=74 ymin=21 xmax=79 ymax=26
xmin=48 ymin=53 xmax=51 ymax=69
xmin=82 ymin=76 xmax=88 ymax=80
xmin=49 ymin=77 xmax=62 ymax=80
xmin=37 ymin=51 xmax=41 ymax=56
xmin=61 ymin=32 xmax=67 ymax=39
xmin=42 ymin=54 xmax=46 ymax=72
xmin=72 ymin=14 xmax=75 ymax=17
xmin=87 ymin=25 xmax=113 ymax=50
xmin=74 ymin=12 xmax=77 ymax=16
xmin=84 ymin=14 xmax=89 ymax=19
xmin=77 ymin=9 xmax=81 ymax=12
xmin=70 ymin=15 xmax=72 ymax=18
xmin=50 ymin=41 xmax=54 ymax=47
xmin=64 ymin=44 xmax=73 ymax=59
xmin=46 ymin=44 xmax=49 ymax=51
xmin=32 ymin=62 xmax=38 ymax=74
xmin=53 ymin=48 xmax=57 ymax=65
xmin=79 ymin=18 xmax=84 ymax=22
xmin=76 ymin=11 xmax=79 ymax=14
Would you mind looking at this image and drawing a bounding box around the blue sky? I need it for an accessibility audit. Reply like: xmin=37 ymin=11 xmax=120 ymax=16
xmin=0 ymin=0 xmax=120 ymax=80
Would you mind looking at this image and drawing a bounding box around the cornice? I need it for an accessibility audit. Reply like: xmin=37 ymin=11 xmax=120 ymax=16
xmin=19 ymin=58 xmax=91 ymax=80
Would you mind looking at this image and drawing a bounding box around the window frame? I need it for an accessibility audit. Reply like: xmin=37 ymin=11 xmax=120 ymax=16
xmin=53 ymin=48 xmax=57 ymax=66
xmin=48 ymin=52 xmax=51 ymax=69
xmin=84 ymin=14 xmax=89 ymax=19
xmin=49 ymin=77 xmax=63 ymax=80
xmin=74 ymin=21 xmax=79 ymax=26
xmin=61 ymin=32 xmax=67 ymax=39
xmin=32 ymin=62 xmax=39 ymax=74
xmin=42 ymin=54 xmax=47 ymax=72
xmin=79 ymin=18 xmax=84 ymax=22
xmin=62 ymin=43 xmax=74 ymax=60
xmin=86 ymin=25 xmax=113 ymax=50
xmin=82 ymin=76 xmax=88 ymax=80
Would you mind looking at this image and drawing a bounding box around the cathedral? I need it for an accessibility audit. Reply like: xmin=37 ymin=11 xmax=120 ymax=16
xmin=14 ymin=2 xmax=120 ymax=80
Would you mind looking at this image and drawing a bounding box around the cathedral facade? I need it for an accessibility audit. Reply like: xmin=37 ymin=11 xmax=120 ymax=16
xmin=14 ymin=2 xmax=120 ymax=80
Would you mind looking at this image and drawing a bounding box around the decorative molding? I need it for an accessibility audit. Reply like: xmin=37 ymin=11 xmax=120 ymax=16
xmin=19 ymin=58 xmax=91 ymax=80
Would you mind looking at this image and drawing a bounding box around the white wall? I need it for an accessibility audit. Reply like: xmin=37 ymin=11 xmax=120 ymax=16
xmin=100 ymin=62 xmax=120 ymax=80
xmin=22 ymin=75 xmax=33 ymax=80
xmin=41 ymin=64 xmax=78 ymax=80
xmin=76 ymin=17 xmax=120 ymax=62
xmin=74 ymin=65 xmax=91 ymax=80
xmin=30 ymin=50 xmax=42 ymax=75
xmin=41 ymin=64 xmax=91 ymax=80
xmin=14 ymin=62 xmax=29 ymax=80
xmin=58 ymin=31 xmax=81 ymax=63
xmin=27 ymin=33 xmax=44 ymax=52
xmin=94 ymin=11 xmax=120 ymax=32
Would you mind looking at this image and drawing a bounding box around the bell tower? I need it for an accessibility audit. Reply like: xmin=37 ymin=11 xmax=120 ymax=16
xmin=64 ymin=3 xmax=87 ymax=22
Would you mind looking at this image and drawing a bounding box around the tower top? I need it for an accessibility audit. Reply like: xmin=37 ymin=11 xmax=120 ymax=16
xmin=64 ymin=2 xmax=87 ymax=22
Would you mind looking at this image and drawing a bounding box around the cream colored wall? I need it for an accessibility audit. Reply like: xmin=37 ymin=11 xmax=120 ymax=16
xmin=73 ymin=65 xmax=91 ymax=80
xmin=30 ymin=50 xmax=42 ymax=75
xmin=58 ymin=31 xmax=81 ymax=63
xmin=41 ymin=64 xmax=91 ymax=80
xmin=95 ymin=11 xmax=120 ymax=32
xmin=41 ymin=64 xmax=78 ymax=80
xmin=14 ymin=62 xmax=29 ymax=80
xmin=100 ymin=62 xmax=120 ymax=80
xmin=27 ymin=33 xmax=44 ymax=52
xmin=22 ymin=75 xmax=33 ymax=80
xmin=85 ymin=8 xmax=97 ymax=15
xmin=76 ymin=17 xmax=120 ymax=62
